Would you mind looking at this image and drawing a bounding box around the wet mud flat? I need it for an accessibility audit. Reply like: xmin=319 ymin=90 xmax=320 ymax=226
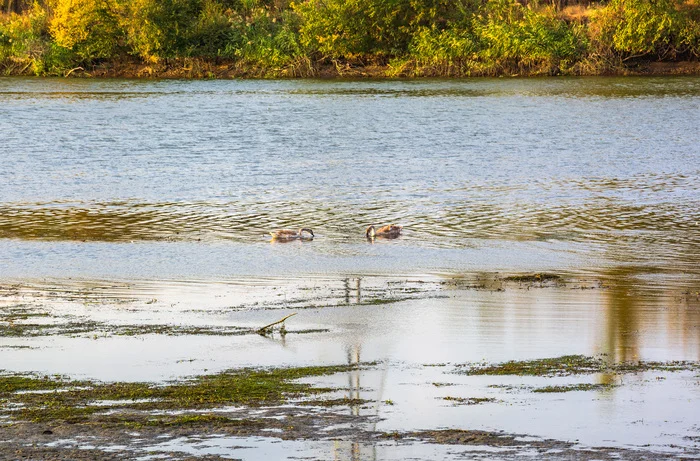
xmin=1 ymin=359 xmax=698 ymax=460
xmin=1 ymin=274 xmax=699 ymax=460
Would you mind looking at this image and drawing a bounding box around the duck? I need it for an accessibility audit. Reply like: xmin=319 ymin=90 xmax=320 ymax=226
xmin=270 ymin=228 xmax=314 ymax=240
xmin=366 ymin=224 xmax=402 ymax=239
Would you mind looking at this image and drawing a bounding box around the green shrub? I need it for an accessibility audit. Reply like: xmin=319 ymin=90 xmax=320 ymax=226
xmin=121 ymin=0 xmax=203 ymax=61
xmin=677 ymin=2 xmax=700 ymax=57
xmin=37 ymin=40 xmax=76 ymax=73
xmin=475 ymin=0 xmax=585 ymax=73
xmin=406 ymin=25 xmax=477 ymax=74
xmin=589 ymin=0 xmax=699 ymax=60
xmin=410 ymin=25 xmax=476 ymax=62
xmin=210 ymin=2 xmax=302 ymax=69
xmin=293 ymin=0 xmax=421 ymax=59
xmin=188 ymin=0 xmax=237 ymax=57
xmin=0 ymin=3 xmax=71 ymax=75
xmin=49 ymin=0 xmax=123 ymax=61
xmin=1 ymin=0 xmax=698 ymax=76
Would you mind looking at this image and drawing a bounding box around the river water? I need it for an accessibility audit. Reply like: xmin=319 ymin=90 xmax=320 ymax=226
xmin=1 ymin=76 xmax=699 ymax=281
xmin=1 ymin=77 xmax=699 ymax=459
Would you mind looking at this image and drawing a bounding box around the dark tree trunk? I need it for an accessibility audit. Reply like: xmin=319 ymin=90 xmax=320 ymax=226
xmin=4 ymin=0 xmax=33 ymax=14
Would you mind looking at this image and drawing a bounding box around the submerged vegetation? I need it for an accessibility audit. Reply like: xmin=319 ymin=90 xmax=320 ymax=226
xmin=1 ymin=0 xmax=699 ymax=77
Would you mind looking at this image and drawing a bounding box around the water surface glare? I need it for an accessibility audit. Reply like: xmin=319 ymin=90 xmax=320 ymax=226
xmin=1 ymin=77 xmax=699 ymax=280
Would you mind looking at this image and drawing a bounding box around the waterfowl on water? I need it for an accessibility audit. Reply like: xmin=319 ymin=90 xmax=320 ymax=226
xmin=270 ymin=228 xmax=314 ymax=240
xmin=366 ymin=224 xmax=402 ymax=239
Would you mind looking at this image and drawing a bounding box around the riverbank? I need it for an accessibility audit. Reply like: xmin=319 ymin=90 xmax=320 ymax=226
xmin=2 ymin=0 xmax=699 ymax=79
xmin=4 ymin=57 xmax=700 ymax=79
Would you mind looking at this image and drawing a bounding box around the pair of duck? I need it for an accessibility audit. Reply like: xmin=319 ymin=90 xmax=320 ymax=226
xmin=270 ymin=224 xmax=402 ymax=240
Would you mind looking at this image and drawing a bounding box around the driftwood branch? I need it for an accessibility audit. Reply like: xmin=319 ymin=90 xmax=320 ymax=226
xmin=257 ymin=313 xmax=297 ymax=334
xmin=64 ymin=67 xmax=84 ymax=77
xmin=622 ymin=53 xmax=649 ymax=62
xmin=19 ymin=61 xmax=32 ymax=75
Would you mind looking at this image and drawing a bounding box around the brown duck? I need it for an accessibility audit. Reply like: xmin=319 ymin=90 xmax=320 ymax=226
xmin=270 ymin=228 xmax=314 ymax=240
xmin=365 ymin=224 xmax=402 ymax=239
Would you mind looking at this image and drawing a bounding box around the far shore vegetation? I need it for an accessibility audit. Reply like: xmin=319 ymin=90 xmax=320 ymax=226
xmin=1 ymin=0 xmax=699 ymax=78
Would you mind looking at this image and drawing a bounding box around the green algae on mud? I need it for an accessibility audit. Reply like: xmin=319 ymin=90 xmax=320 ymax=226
xmin=135 ymin=413 xmax=269 ymax=430
xmin=0 ymin=319 xmax=250 ymax=338
xmin=383 ymin=429 xmax=570 ymax=448
xmin=442 ymin=396 xmax=496 ymax=405
xmin=533 ymin=383 xmax=618 ymax=393
xmin=299 ymin=397 xmax=372 ymax=407
xmin=0 ymin=315 xmax=326 ymax=338
xmin=459 ymin=355 xmax=603 ymax=376
xmin=458 ymin=355 xmax=700 ymax=376
xmin=0 ymin=373 xmax=89 ymax=395
xmin=0 ymin=364 xmax=372 ymax=425
xmin=502 ymin=273 xmax=562 ymax=283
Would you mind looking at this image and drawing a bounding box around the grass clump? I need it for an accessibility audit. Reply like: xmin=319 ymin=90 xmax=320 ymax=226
xmin=299 ymin=397 xmax=370 ymax=407
xmin=142 ymin=413 xmax=263 ymax=428
xmin=0 ymin=374 xmax=81 ymax=395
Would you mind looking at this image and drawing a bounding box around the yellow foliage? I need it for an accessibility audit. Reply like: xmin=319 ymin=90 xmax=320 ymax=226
xmin=49 ymin=0 xmax=121 ymax=59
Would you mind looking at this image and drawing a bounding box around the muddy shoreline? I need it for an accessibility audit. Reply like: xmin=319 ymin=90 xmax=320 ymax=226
xmin=1 ymin=274 xmax=699 ymax=459
xmin=2 ymin=359 xmax=698 ymax=460
xmin=2 ymin=420 xmax=694 ymax=460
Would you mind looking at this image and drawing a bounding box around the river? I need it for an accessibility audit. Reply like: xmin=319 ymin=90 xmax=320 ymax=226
xmin=1 ymin=76 xmax=699 ymax=282
xmin=0 ymin=76 xmax=699 ymax=460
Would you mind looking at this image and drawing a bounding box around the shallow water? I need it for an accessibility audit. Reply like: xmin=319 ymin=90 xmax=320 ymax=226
xmin=1 ymin=277 xmax=699 ymax=455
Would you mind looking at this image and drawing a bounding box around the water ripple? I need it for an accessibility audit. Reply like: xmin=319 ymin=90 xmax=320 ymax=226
xmin=1 ymin=77 xmax=699 ymax=276
xmin=0 ymin=195 xmax=697 ymax=269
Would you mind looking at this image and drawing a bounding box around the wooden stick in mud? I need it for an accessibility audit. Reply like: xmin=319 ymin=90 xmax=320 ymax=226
xmin=257 ymin=313 xmax=297 ymax=333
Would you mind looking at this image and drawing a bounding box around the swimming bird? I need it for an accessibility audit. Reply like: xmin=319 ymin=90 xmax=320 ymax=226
xmin=366 ymin=224 xmax=402 ymax=239
xmin=270 ymin=228 xmax=314 ymax=240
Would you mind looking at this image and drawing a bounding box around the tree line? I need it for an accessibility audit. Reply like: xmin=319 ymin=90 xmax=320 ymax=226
xmin=1 ymin=0 xmax=699 ymax=76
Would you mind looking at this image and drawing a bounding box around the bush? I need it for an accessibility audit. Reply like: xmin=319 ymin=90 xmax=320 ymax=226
xmin=49 ymin=0 xmax=123 ymax=61
xmin=678 ymin=2 xmax=700 ymax=57
xmin=405 ymin=25 xmax=477 ymax=74
xmin=121 ymin=0 xmax=203 ymax=61
xmin=589 ymin=0 xmax=699 ymax=60
xmin=293 ymin=0 xmax=431 ymax=60
xmin=1 ymin=0 xmax=698 ymax=76
xmin=0 ymin=3 xmax=71 ymax=75
xmin=188 ymin=0 xmax=237 ymax=57
xmin=231 ymin=10 xmax=302 ymax=68
xmin=475 ymin=0 xmax=586 ymax=73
